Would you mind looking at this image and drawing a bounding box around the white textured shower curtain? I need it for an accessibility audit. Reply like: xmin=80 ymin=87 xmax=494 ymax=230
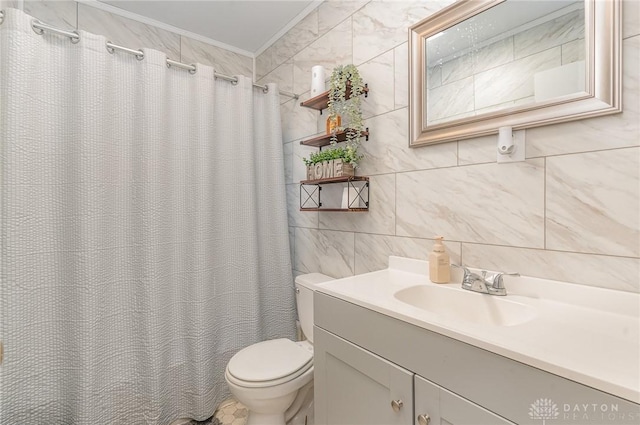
xmin=0 ymin=8 xmax=296 ymax=424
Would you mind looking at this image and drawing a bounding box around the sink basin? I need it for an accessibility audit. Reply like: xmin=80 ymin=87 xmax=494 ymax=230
xmin=394 ymin=285 xmax=537 ymax=326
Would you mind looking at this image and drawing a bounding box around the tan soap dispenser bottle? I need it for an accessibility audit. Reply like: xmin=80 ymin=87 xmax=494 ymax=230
xmin=429 ymin=236 xmax=451 ymax=283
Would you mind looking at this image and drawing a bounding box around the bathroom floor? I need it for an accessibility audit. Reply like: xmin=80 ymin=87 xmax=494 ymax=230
xmin=212 ymin=398 xmax=248 ymax=425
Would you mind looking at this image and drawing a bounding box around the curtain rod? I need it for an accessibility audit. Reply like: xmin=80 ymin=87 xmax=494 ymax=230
xmin=0 ymin=11 xmax=299 ymax=100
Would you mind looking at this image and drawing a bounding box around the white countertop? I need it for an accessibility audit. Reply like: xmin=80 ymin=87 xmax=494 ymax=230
xmin=315 ymin=256 xmax=640 ymax=403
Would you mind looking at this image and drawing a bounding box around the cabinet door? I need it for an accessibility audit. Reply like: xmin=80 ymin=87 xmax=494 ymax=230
xmin=314 ymin=327 xmax=414 ymax=425
xmin=415 ymin=375 xmax=515 ymax=425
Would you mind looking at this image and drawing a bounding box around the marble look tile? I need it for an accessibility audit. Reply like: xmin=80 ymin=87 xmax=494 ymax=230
xmin=546 ymin=148 xmax=640 ymax=257
xmin=462 ymin=244 xmax=640 ymax=293
xmin=457 ymin=134 xmax=497 ymax=166
xmin=256 ymin=59 xmax=294 ymax=104
xmin=359 ymin=108 xmax=458 ymax=175
xmin=355 ymin=234 xmax=461 ymax=275
xmin=561 ymin=38 xmax=585 ymax=65
xmin=514 ymin=8 xmax=584 ymax=60
xmin=256 ymin=46 xmax=275 ymax=81
xmin=353 ymin=0 xmax=454 ymax=65
xmin=318 ymin=0 xmax=368 ymax=35
xmin=472 ymin=37 xmax=514 ymax=74
xmin=78 ymin=4 xmax=180 ymax=59
xmin=526 ymin=36 xmax=639 ymax=157
xmin=427 ymin=65 xmax=442 ymax=88
xmin=23 ymin=0 xmax=76 ymax=29
xmin=294 ymin=228 xmax=355 ymax=278
xmin=267 ymin=8 xmax=319 ymax=79
xmin=283 ymin=142 xmax=294 ymax=184
xmin=287 ymin=184 xmax=318 ymax=229
xmin=427 ymin=76 xmax=474 ymax=122
xmin=396 ymin=159 xmax=545 ymax=247
xmin=256 ymin=9 xmax=320 ymax=81
xmin=180 ymin=37 xmax=252 ymax=77
xmin=441 ymin=54 xmax=473 ymax=85
xmin=319 ymin=174 xmax=395 ymax=235
xmin=280 ymin=94 xmax=318 ymax=143
xmin=358 ymin=50 xmax=395 ymax=119
xmin=475 ymin=47 xmax=561 ymax=109
xmin=292 ymin=19 xmax=352 ymax=95
xmin=623 ymin=0 xmax=640 ymax=39
xmin=394 ymin=43 xmax=409 ymax=108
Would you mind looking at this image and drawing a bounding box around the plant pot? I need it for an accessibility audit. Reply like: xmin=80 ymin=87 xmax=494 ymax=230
xmin=306 ymin=159 xmax=355 ymax=180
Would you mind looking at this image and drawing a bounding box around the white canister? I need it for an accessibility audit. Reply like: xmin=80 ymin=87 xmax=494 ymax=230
xmin=310 ymin=65 xmax=325 ymax=97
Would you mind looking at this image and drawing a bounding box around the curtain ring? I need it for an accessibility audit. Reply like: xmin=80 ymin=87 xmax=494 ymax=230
xmin=0 ymin=10 xmax=5 ymax=25
xmin=188 ymin=64 xmax=197 ymax=75
xmin=231 ymin=78 xmax=238 ymax=85
xmin=262 ymin=86 xmax=269 ymax=94
xmin=106 ymin=41 xmax=115 ymax=54
xmin=135 ymin=51 xmax=144 ymax=61
xmin=31 ymin=19 xmax=44 ymax=35
xmin=70 ymin=31 xmax=80 ymax=44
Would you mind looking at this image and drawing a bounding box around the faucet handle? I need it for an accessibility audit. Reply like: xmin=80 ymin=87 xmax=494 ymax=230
xmin=488 ymin=272 xmax=520 ymax=295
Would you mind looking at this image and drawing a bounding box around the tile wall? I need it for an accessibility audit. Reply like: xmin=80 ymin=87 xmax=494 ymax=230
xmin=256 ymin=0 xmax=640 ymax=292
xmin=0 ymin=0 xmax=252 ymax=77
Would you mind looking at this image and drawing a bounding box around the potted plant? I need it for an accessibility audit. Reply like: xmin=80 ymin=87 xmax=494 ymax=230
xmin=303 ymin=145 xmax=362 ymax=180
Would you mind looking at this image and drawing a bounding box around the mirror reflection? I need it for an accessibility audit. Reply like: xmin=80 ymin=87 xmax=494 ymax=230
xmin=425 ymin=0 xmax=585 ymax=126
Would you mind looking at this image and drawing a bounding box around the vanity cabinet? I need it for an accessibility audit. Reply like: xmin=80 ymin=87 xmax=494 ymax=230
xmin=314 ymin=291 xmax=640 ymax=425
xmin=314 ymin=327 xmax=413 ymax=425
xmin=315 ymin=326 xmax=514 ymax=425
xmin=415 ymin=375 xmax=514 ymax=425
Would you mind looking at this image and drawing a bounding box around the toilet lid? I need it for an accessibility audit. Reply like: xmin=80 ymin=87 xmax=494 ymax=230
xmin=227 ymin=338 xmax=313 ymax=383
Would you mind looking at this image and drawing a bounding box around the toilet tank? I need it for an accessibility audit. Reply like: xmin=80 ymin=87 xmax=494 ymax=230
xmin=295 ymin=273 xmax=334 ymax=344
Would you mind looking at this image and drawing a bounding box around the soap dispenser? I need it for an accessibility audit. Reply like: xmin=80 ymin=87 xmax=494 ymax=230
xmin=429 ymin=236 xmax=451 ymax=283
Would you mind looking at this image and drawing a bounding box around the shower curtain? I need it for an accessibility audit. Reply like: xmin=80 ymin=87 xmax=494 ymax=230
xmin=0 ymin=8 xmax=296 ymax=424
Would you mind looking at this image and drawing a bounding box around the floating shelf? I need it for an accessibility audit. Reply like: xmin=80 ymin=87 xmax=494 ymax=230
xmin=300 ymin=84 xmax=369 ymax=113
xmin=300 ymin=175 xmax=369 ymax=185
xmin=300 ymin=129 xmax=370 ymax=148
xmin=300 ymin=176 xmax=369 ymax=212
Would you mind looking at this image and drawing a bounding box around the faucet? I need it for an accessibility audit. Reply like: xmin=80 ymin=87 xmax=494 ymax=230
xmin=453 ymin=265 xmax=519 ymax=296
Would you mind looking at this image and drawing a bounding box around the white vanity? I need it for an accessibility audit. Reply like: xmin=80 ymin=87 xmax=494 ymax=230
xmin=313 ymin=257 xmax=640 ymax=424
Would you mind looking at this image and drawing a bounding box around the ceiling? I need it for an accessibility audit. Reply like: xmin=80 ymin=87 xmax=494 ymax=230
xmin=97 ymin=0 xmax=318 ymax=55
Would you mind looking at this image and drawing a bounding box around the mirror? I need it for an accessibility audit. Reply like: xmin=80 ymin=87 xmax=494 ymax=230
xmin=409 ymin=0 xmax=621 ymax=146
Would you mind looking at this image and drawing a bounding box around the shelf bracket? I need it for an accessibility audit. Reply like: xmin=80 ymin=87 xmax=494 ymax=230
xmin=300 ymin=183 xmax=321 ymax=209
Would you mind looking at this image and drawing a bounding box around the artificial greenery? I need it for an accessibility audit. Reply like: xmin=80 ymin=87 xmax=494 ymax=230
xmin=303 ymin=145 xmax=363 ymax=166
xmin=303 ymin=64 xmax=366 ymax=169
xmin=327 ymin=64 xmax=365 ymax=147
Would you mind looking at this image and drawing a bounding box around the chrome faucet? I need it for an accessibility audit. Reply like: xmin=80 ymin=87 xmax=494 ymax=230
xmin=453 ymin=265 xmax=519 ymax=296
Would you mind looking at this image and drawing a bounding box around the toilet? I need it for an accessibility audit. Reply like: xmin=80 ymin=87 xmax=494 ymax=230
xmin=225 ymin=273 xmax=334 ymax=425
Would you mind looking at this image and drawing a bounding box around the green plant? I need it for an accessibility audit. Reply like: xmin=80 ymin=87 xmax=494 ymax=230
xmin=303 ymin=145 xmax=363 ymax=167
xmin=327 ymin=64 xmax=365 ymax=152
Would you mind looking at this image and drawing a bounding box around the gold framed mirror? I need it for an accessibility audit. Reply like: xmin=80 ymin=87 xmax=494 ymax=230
xmin=409 ymin=0 xmax=621 ymax=147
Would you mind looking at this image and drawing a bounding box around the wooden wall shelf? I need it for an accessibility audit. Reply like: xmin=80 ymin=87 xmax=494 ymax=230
xmin=300 ymin=129 xmax=369 ymax=148
xmin=300 ymin=176 xmax=369 ymax=212
xmin=300 ymin=84 xmax=369 ymax=113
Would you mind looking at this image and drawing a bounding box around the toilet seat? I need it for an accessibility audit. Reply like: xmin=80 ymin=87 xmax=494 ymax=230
xmin=226 ymin=338 xmax=313 ymax=388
